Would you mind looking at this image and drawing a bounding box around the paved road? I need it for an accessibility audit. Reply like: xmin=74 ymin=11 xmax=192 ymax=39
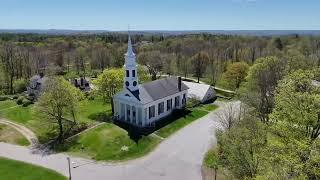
xmin=0 ymin=101 xmax=239 ymax=180
xmin=0 ymin=118 xmax=38 ymax=145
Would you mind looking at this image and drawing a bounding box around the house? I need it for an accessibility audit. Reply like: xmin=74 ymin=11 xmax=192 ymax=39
xmin=113 ymin=35 xmax=188 ymax=127
xmin=70 ymin=77 xmax=91 ymax=92
xmin=27 ymin=73 xmax=47 ymax=99
xmin=183 ymin=81 xmax=215 ymax=103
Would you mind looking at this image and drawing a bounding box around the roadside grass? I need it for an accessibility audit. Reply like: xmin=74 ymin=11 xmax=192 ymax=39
xmin=0 ymin=157 xmax=66 ymax=180
xmin=0 ymin=124 xmax=30 ymax=146
xmin=154 ymin=108 xmax=209 ymax=138
xmin=202 ymin=147 xmax=231 ymax=180
xmin=64 ymin=123 xmax=161 ymax=161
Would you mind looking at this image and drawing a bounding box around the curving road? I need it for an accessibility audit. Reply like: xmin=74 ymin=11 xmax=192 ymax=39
xmin=0 ymin=118 xmax=38 ymax=145
xmin=0 ymin=101 xmax=239 ymax=180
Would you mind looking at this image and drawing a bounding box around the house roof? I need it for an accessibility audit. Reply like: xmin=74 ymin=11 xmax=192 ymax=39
xmin=183 ymin=81 xmax=212 ymax=101
xmin=128 ymin=76 xmax=189 ymax=104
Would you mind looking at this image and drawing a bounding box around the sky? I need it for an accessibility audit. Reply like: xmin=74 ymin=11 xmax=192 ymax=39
xmin=0 ymin=0 xmax=319 ymax=30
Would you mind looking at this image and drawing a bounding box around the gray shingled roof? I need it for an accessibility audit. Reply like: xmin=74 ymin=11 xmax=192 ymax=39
xmin=129 ymin=76 xmax=188 ymax=104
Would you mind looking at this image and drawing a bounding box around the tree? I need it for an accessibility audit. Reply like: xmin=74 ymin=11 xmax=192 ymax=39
xmin=138 ymin=50 xmax=163 ymax=80
xmin=35 ymin=76 xmax=83 ymax=143
xmin=92 ymin=68 xmax=123 ymax=102
xmin=217 ymin=115 xmax=267 ymax=179
xmin=216 ymin=103 xmax=239 ymax=130
xmin=240 ymin=56 xmax=286 ymax=123
xmin=0 ymin=43 xmax=15 ymax=94
xmin=220 ymin=61 xmax=249 ymax=90
xmin=264 ymin=69 xmax=320 ymax=179
xmin=191 ymin=51 xmax=209 ymax=83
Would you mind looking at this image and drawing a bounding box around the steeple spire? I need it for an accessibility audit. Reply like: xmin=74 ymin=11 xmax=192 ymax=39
xmin=126 ymin=32 xmax=135 ymax=56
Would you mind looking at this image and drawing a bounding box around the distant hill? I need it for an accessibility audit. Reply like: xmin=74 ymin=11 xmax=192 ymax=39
xmin=1 ymin=29 xmax=320 ymax=36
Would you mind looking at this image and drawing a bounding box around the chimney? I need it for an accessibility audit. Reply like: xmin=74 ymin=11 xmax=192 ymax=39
xmin=178 ymin=76 xmax=182 ymax=91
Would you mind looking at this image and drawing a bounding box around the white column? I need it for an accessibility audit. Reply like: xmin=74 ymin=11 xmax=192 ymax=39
xmin=146 ymin=107 xmax=149 ymax=126
xmin=124 ymin=104 xmax=127 ymax=121
xmin=131 ymin=105 xmax=134 ymax=124
xmin=143 ymin=107 xmax=146 ymax=127
xmin=155 ymin=103 xmax=158 ymax=120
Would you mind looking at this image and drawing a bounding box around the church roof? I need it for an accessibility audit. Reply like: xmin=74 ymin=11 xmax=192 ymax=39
xmin=129 ymin=76 xmax=189 ymax=104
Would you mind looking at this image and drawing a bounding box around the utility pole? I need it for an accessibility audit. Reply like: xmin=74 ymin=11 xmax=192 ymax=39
xmin=67 ymin=157 xmax=72 ymax=180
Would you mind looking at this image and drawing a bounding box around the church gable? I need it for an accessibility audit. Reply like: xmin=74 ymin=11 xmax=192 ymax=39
xmin=114 ymin=89 xmax=142 ymax=104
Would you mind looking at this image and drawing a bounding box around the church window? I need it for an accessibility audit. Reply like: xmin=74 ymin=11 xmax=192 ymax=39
xmin=158 ymin=102 xmax=164 ymax=115
xmin=132 ymin=70 xmax=136 ymax=77
xmin=175 ymin=96 xmax=180 ymax=107
xmin=126 ymin=70 xmax=129 ymax=77
xmin=133 ymin=81 xmax=137 ymax=86
xmin=125 ymin=81 xmax=130 ymax=87
xmin=167 ymin=99 xmax=172 ymax=111
xmin=149 ymin=105 xmax=155 ymax=119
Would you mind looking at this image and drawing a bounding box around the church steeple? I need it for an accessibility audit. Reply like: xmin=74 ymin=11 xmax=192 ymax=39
xmin=123 ymin=33 xmax=139 ymax=91
xmin=126 ymin=35 xmax=135 ymax=57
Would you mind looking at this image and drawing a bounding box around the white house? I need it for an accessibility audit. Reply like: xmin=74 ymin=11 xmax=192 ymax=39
xmin=113 ymin=35 xmax=188 ymax=127
xmin=183 ymin=81 xmax=215 ymax=103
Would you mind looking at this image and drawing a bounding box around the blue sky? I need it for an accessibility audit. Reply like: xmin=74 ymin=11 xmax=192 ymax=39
xmin=0 ymin=0 xmax=319 ymax=30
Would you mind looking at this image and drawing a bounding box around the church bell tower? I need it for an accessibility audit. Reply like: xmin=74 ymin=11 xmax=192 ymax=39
xmin=124 ymin=34 xmax=139 ymax=91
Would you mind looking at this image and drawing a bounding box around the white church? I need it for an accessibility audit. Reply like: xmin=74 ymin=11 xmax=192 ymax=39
xmin=113 ymin=35 xmax=189 ymax=127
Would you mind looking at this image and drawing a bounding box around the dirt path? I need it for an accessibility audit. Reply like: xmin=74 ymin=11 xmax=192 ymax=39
xmin=0 ymin=119 xmax=38 ymax=146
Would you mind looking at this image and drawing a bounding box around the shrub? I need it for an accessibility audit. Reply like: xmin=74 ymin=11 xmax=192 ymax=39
xmin=12 ymin=95 xmax=19 ymax=100
xmin=22 ymin=99 xmax=33 ymax=107
xmin=14 ymin=79 xmax=28 ymax=94
xmin=16 ymin=96 xmax=25 ymax=105
xmin=187 ymin=95 xmax=201 ymax=108
xmin=0 ymin=96 xmax=9 ymax=101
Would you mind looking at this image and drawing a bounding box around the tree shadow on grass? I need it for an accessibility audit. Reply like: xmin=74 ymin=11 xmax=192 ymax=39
xmin=114 ymin=108 xmax=193 ymax=142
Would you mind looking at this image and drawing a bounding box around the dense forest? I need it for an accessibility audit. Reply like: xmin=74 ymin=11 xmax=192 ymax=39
xmin=1 ymin=32 xmax=320 ymax=179
xmin=1 ymin=32 xmax=319 ymax=94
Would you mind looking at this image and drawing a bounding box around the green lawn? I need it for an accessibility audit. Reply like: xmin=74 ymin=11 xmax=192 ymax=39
xmin=0 ymin=157 xmax=66 ymax=180
xmin=154 ymin=108 xmax=209 ymax=138
xmin=0 ymin=124 xmax=30 ymax=146
xmin=0 ymin=99 xmax=111 ymax=141
xmin=0 ymin=100 xmax=17 ymax=110
xmin=197 ymin=104 xmax=219 ymax=112
xmin=65 ymin=123 xmax=161 ymax=161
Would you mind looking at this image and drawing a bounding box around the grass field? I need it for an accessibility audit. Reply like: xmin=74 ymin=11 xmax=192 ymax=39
xmin=197 ymin=104 xmax=219 ymax=112
xmin=154 ymin=108 xmax=209 ymax=138
xmin=65 ymin=123 xmax=161 ymax=161
xmin=0 ymin=98 xmax=112 ymax=141
xmin=0 ymin=157 xmax=66 ymax=180
xmin=0 ymin=124 xmax=30 ymax=146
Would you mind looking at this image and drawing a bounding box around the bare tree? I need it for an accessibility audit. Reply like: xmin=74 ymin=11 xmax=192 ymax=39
xmin=0 ymin=43 xmax=15 ymax=94
xmin=138 ymin=50 xmax=163 ymax=80
xmin=216 ymin=103 xmax=239 ymax=130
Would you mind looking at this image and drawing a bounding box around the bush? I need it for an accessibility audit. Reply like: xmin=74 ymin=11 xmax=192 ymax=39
xmin=14 ymin=79 xmax=28 ymax=94
xmin=22 ymin=99 xmax=33 ymax=107
xmin=187 ymin=95 xmax=201 ymax=108
xmin=16 ymin=96 xmax=25 ymax=105
xmin=12 ymin=95 xmax=19 ymax=100
xmin=0 ymin=96 xmax=9 ymax=101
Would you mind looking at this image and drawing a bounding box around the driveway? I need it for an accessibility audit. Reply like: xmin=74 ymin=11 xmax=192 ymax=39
xmin=0 ymin=101 xmax=239 ymax=180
